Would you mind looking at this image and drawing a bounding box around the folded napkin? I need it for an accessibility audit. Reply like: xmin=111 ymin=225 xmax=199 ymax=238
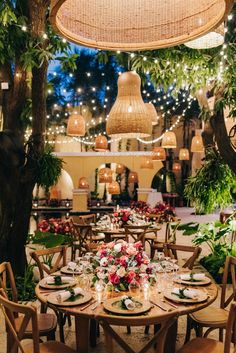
xmin=46 ymin=276 xmax=74 ymax=285
xmin=56 ymin=287 xmax=83 ymax=302
xmin=67 ymin=262 xmax=78 ymax=271
xmin=121 ymin=296 xmax=135 ymax=310
xmin=180 ymin=273 xmax=206 ymax=281
xmin=171 ymin=287 xmax=198 ymax=299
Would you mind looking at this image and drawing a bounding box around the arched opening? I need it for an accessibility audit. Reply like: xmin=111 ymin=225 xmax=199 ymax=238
xmin=151 ymin=167 xmax=177 ymax=194
xmin=89 ymin=163 xmax=139 ymax=206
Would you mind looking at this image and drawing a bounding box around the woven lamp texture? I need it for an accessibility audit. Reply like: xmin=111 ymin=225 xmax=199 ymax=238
xmin=152 ymin=147 xmax=166 ymax=161
xmin=191 ymin=135 xmax=204 ymax=153
xmin=140 ymin=157 xmax=154 ymax=169
xmin=78 ymin=177 xmax=89 ymax=189
xmin=185 ymin=23 xmax=224 ymax=49
xmin=116 ymin=163 xmax=125 ymax=174
xmin=106 ymin=72 xmax=152 ymax=138
xmin=128 ymin=171 xmax=138 ymax=183
xmin=173 ymin=162 xmax=181 ymax=172
xmin=162 ymin=131 xmax=177 ymax=149
xmin=179 ymin=148 xmax=190 ymax=160
xmin=95 ymin=135 xmax=108 ymax=151
xmin=145 ymin=103 xmax=158 ymax=125
xmin=67 ymin=112 xmax=85 ymax=136
xmin=108 ymin=181 xmax=120 ymax=195
xmin=50 ymin=0 xmax=233 ymax=51
xmin=99 ymin=167 xmax=113 ymax=183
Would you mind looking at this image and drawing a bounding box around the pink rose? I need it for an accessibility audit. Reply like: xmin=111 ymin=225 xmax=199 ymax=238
xmin=126 ymin=271 xmax=136 ymax=283
xmin=109 ymin=273 xmax=120 ymax=285
xmin=126 ymin=245 xmax=137 ymax=256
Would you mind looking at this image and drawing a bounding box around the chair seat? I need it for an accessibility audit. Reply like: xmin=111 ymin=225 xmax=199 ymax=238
xmin=24 ymin=341 xmax=76 ymax=353
xmin=190 ymin=307 xmax=228 ymax=326
xmin=145 ymin=233 xmax=157 ymax=240
xmin=177 ymin=337 xmax=230 ymax=353
xmin=92 ymin=234 xmax=105 ymax=241
xmin=111 ymin=234 xmax=126 ymax=239
xmin=16 ymin=313 xmax=57 ymax=335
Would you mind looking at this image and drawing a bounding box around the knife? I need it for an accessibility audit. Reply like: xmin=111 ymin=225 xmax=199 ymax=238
xmin=80 ymin=300 xmax=97 ymax=311
xmin=149 ymin=300 xmax=169 ymax=311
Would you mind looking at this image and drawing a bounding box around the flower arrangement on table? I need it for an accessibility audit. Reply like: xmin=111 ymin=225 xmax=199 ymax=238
xmin=28 ymin=218 xmax=73 ymax=248
xmin=130 ymin=201 xmax=176 ymax=223
xmin=92 ymin=241 xmax=157 ymax=291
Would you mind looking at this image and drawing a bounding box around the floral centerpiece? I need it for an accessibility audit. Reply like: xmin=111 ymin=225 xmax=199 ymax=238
xmin=29 ymin=218 xmax=73 ymax=248
xmin=130 ymin=201 xmax=176 ymax=223
xmin=92 ymin=241 xmax=157 ymax=291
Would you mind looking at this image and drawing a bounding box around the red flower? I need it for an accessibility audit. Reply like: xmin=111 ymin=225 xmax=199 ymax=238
xmin=109 ymin=273 xmax=120 ymax=285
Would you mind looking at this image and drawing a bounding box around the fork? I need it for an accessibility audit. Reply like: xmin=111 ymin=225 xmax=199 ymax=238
xmin=91 ymin=301 xmax=103 ymax=310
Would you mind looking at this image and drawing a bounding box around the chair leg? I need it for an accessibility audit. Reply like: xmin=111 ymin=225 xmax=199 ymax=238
xmin=219 ymin=328 xmax=224 ymax=342
xmin=67 ymin=314 xmax=72 ymax=327
xmin=47 ymin=330 xmax=56 ymax=341
xmin=150 ymin=247 xmax=155 ymax=260
xmin=184 ymin=315 xmax=192 ymax=343
xmin=58 ymin=312 xmax=66 ymax=343
xmin=144 ymin=325 xmax=149 ymax=334
xmin=195 ymin=325 xmax=203 ymax=337
xmin=127 ymin=326 xmax=131 ymax=334
xmin=90 ymin=319 xmax=98 ymax=347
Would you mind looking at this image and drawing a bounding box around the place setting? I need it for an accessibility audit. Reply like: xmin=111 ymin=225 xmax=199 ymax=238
xmin=39 ymin=275 xmax=77 ymax=290
xmin=174 ymin=272 xmax=211 ymax=286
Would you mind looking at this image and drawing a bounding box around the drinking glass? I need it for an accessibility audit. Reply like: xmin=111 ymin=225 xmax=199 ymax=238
xmin=128 ymin=278 xmax=141 ymax=297
xmin=95 ymin=280 xmax=105 ymax=303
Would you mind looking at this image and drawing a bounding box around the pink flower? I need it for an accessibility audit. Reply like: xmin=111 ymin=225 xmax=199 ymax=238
xmin=109 ymin=273 xmax=120 ymax=285
xmin=126 ymin=245 xmax=137 ymax=256
xmin=126 ymin=271 xmax=136 ymax=283
xmin=119 ymin=255 xmax=128 ymax=267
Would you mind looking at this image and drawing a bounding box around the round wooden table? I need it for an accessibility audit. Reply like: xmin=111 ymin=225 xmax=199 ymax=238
xmin=36 ymin=272 xmax=218 ymax=353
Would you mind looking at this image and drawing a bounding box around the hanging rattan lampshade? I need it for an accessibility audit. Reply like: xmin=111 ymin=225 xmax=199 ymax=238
xmin=95 ymin=135 xmax=108 ymax=151
xmin=191 ymin=135 xmax=204 ymax=153
xmin=106 ymin=72 xmax=152 ymax=138
xmin=128 ymin=171 xmax=138 ymax=183
xmin=108 ymin=181 xmax=120 ymax=195
xmin=99 ymin=167 xmax=113 ymax=183
xmin=116 ymin=163 xmax=125 ymax=174
xmin=145 ymin=103 xmax=158 ymax=126
xmin=185 ymin=24 xmax=224 ymax=49
xmin=140 ymin=157 xmax=154 ymax=169
xmin=162 ymin=131 xmax=177 ymax=149
xmin=50 ymin=0 xmax=233 ymax=51
xmin=78 ymin=177 xmax=89 ymax=189
xmin=152 ymin=147 xmax=166 ymax=161
xmin=179 ymin=148 xmax=190 ymax=161
xmin=67 ymin=111 xmax=85 ymax=136
xmin=173 ymin=162 xmax=181 ymax=172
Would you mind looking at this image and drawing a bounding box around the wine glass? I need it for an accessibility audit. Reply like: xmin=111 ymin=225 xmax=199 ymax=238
xmin=95 ymin=280 xmax=105 ymax=303
xmin=128 ymin=278 xmax=141 ymax=297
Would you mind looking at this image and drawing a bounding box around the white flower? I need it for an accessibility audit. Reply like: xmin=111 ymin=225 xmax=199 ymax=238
xmin=100 ymin=257 xmax=108 ymax=267
xmin=97 ymin=271 xmax=107 ymax=280
xmin=114 ymin=243 xmax=122 ymax=252
xmin=117 ymin=266 xmax=126 ymax=277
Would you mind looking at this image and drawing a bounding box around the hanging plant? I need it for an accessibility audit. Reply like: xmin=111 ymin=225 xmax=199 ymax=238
xmin=36 ymin=145 xmax=64 ymax=194
xmin=184 ymin=148 xmax=236 ymax=214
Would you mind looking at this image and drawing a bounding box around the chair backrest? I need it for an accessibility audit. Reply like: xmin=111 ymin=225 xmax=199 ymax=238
xmin=164 ymin=221 xmax=180 ymax=243
xmin=0 ymin=288 xmax=40 ymax=353
xmin=163 ymin=243 xmax=202 ymax=270
xmin=224 ymin=301 xmax=236 ymax=353
xmin=73 ymin=214 xmax=96 ymax=225
xmin=30 ymin=246 xmax=67 ymax=280
xmin=0 ymin=262 xmax=18 ymax=303
xmin=124 ymin=225 xmax=149 ymax=245
xmin=73 ymin=224 xmax=93 ymax=255
xmin=221 ymin=256 xmax=236 ymax=309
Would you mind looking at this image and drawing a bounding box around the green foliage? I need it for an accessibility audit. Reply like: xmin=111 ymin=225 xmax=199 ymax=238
xmin=31 ymin=230 xmax=72 ymax=248
xmin=36 ymin=145 xmax=63 ymax=193
xmin=184 ymin=149 xmax=236 ymax=214
xmin=180 ymin=214 xmax=236 ymax=282
xmin=14 ymin=264 xmax=36 ymax=302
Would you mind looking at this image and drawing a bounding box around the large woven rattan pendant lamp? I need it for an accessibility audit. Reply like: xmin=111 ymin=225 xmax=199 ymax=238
xmin=152 ymin=147 xmax=166 ymax=161
xmin=99 ymin=167 xmax=112 ymax=183
xmin=95 ymin=135 xmax=108 ymax=151
xmin=106 ymin=72 xmax=152 ymax=139
xmin=50 ymin=0 xmax=233 ymax=51
xmin=67 ymin=109 xmax=85 ymax=136
xmin=145 ymin=103 xmax=158 ymax=126
xmin=185 ymin=24 xmax=224 ymax=49
xmin=116 ymin=163 xmax=125 ymax=174
xmin=108 ymin=181 xmax=120 ymax=195
xmin=162 ymin=131 xmax=177 ymax=149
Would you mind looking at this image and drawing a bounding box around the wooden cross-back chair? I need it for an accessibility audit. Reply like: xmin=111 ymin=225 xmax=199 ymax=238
xmin=0 ymin=288 xmax=76 ymax=353
xmin=30 ymin=246 xmax=67 ymax=280
xmin=30 ymin=246 xmax=69 ymax=342
xmin=179 ymin=301 xmax=236 ymax=353
xmin=124 ymin=225 xmax=149 ymax=246
xmin=0 ymin=263 xmax=57 ymax=353
xmin=185 ymin=255 xmax=236 ymax=343
xmin=150 ymin=220 xmax=180 ymax=259
xmin=163 ymin=243 xmax=202 ymax=270
xmin=70 ymin=223 xmax=101 ymax=260
xmin=71 ymin=214 xmax=96 ymax=225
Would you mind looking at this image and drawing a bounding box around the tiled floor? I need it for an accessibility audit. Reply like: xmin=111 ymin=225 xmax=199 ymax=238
xmin=0 ymin=207 xmax=223 ymax=352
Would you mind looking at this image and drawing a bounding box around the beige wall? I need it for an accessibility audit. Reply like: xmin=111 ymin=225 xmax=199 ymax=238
xmin=55 ymin=153 xmax=163 ymax=191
